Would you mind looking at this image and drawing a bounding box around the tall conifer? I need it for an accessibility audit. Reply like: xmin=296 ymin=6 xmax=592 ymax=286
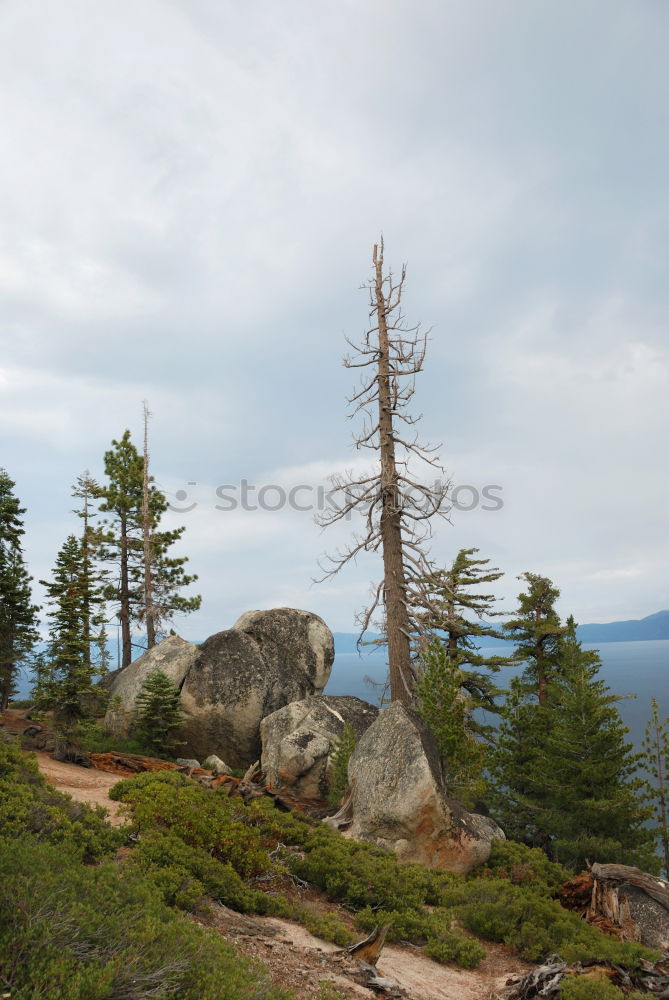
xmin=0 ymin=470 xmax=38 ymax=709
xmin=642 ymin=698 xmax=669 ymax=876
xmin=503 ymin=572 xmax=565 ymax=705
xmin=416 ymin=548 xmax=512 ymax=729
xmin=97 ymin=430 xmax=200 ymax=668
xmin=40 ymin=535 xmax=109 ymax=725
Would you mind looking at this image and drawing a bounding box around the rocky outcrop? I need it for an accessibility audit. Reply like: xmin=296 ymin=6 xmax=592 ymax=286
xmin=260 ymin=695 xmax=379 ymax=801
xmin=180 ymin=609 xmax=334 ymax=767
xmin=328 ymin=701 xmax=503 ymax=875
xmin=103 ymin=636 xmax=199 ymax=735
xmin=103 ymin=608 xmax=335 ymax=769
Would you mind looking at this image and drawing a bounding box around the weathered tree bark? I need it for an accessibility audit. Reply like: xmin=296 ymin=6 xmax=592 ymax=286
xmin=119 ymin=513 xmax=132 ymax=669
xmin=141 ymin=401 xmax=157 ymax=649
xmin=317 ymin=239 xmax=449 ymax=707
xmin=374 ymin=245 xmax=413 ymax=705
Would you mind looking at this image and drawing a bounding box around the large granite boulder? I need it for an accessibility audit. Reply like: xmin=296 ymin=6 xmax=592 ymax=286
xmin=329 ymin=701 xmax=503 ymax=875
xmin=180 ymin=609 xmax=334 ymax=767
xmin=260 ymin=695 xmax=379 ymax=801
xmin=104 ymin=636 xmax=199 ymax=735
xmin=103 ymin=609 xmax=334 ymax=769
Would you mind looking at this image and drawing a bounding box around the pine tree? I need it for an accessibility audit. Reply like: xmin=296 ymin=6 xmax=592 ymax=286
xmin=415 ymin=548 xmax=513 ymax=733
xmin=492 ymin=619 xmax=658 ymax=871
xmin=97 ymin=430 xmax=200 ymax=668
xmin=539 ymin=620 xmax=656 ymax=871
xmin=39 ymin=534 xmax=109 ymax=726
xmin=134 ymin=669 xmax=185 ymax=757
xmin=72 ymin=471 xmax=108 ymax=672
xmin=503 ymin=572 xmax=565 ymax=706
xmin=488 ymin=676 xmax=551 ymax=848
xmin=97 ymin=432 xmax=144 ymax=669
xmin=0 ymin=470 xmax=39 ymax=709
xmin=642 ymin=698 xmax=669 ymax=876
xmin=417 ymin=637 xmax=487 ymax=805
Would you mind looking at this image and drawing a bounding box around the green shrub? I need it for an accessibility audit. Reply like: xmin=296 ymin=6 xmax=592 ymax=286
xmin=71 ymin=720 xmax=155 ymax=756
xmin=108 ymin=768 xmax=191 ymax=800
xmin=424 ymin=933 xmax=486 ymax=968
xmin=294 ymin=906 xmax=354 ymax=947
xmin=0 ymin=742 xmax=122 ymax=860
xmin=482 ymin=838 xmax=570 ymax=893
xmin=456 ymin=878 xmax=656 ymax=967
xmin=559 ymin=975 xmax=628 ymax=999
xmin=0 ymin=838 xmax=293 ymax=1000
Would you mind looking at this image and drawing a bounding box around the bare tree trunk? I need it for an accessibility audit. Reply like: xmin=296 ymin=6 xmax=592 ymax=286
xmin=142 ymin=401 xmax=156 ymax=649
xmin=374 ymin=244 xmax=413 ymax=705
xmin=317 ymin=239 xmax=449 ymax=707
xmin=119 ymin=514 xmax=132 ymax=669
xmin=80 ymin=479 xmax=92 ymax=671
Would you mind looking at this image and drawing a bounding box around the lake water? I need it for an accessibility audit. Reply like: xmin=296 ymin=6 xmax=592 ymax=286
xmin=325 ymin=639 xmax=669 ymax=749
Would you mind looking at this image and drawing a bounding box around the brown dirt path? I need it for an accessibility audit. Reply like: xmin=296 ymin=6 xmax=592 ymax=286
xmin=35 ymin=751 xmax=126 ymax=826
xmin=202 ymin=906 xmax=530 ymax=1000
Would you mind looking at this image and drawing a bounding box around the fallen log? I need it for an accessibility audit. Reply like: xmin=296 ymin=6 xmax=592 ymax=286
xmin=89 ymin=752 xmax=180 ymax=776
xmin=500 ymin=956 xmax=669 ymax=998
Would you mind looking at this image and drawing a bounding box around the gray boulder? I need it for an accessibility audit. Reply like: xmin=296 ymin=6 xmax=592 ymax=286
xmin=103 ymin=636 xmax=199 ymax=735
xmin=103 ymin=609 xmax=335 ymax=769
xmin=260 ymin=695 xmax=379 ymax=801
xmin=180 ymin=609 xmax=334 ymax=767
xmin=329 ymin=701 xmax=503 ymax=875
xmin=203 ymin=755 xmax=231 ymax=775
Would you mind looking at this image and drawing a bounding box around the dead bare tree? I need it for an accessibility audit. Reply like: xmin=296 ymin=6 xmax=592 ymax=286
xmin=318 ymin=239 xmax=450 ymax=706
xmin=141 ymin=400 xmax=157 ymax=649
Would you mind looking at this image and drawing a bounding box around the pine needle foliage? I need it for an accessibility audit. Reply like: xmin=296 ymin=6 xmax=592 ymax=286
xmin=642 ymin=697 xmax=669 ymax=876
xmin=38 ymin=534 xmax=109 ymax=725
xmin=415 ymin=548 xmax=513 ymax=734
xmin=0 ymin=469 xmax=39 ymax=709
xmin=134 ymin=669 xmax=185 ymax=757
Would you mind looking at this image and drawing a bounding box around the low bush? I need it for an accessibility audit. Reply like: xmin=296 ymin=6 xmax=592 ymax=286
xmin=560 ymin=975 xmax=647 ymax=999
xmin=424 ymin=933 xmax=487 ymax=968
xmin=456 ymin=879 xmax=654 ymax=967
xmin=0 ymin=838 xmax=293 ymax=1000
xmin=482 ymin=838 xmax=571 ymax=892
xmin=0 ymin=741 xmax=122 ymax=860
xmin=110 ymin=772 xmax=660 ymax=972
xmin=70 ymin=719 xmax=155 ymax=756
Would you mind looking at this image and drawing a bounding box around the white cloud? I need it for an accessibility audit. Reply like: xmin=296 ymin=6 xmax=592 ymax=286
xmin=1 ymin=0 xmax=667 ymax=638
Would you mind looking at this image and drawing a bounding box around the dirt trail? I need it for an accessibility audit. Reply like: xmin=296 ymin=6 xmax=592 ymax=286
xmin=202 ymin=906 xmax=530 ymax=1000
xmin=36 ymin=751 xmax=126 ymax=826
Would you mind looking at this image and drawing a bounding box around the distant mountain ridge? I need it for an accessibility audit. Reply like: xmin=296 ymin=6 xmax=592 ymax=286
xmin=334 ymin=611 xmax=669 ymax=652
xmin=575 ymin=610 xmax=669 ymax=643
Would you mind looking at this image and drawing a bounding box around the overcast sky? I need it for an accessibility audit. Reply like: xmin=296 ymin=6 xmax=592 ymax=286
xmin=1 ymin=0 xmax=667 ymax=644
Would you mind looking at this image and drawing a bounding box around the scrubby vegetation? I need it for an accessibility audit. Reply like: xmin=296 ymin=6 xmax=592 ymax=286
xmin=0 ymin=740 xmax=122 ymax=860
xmin=0 ymin=743 xmax=291 ymax=1000
xmin=110 ymin=771 xmax=659 ymax=970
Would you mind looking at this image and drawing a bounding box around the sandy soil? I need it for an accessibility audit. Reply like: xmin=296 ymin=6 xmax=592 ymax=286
xmin=200 ymin=905 xmax=530 ymax=1000
xmin=35 ymin=751 xmax=126 ymax=826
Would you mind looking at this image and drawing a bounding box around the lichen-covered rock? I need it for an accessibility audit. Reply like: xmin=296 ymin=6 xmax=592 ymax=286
xmin=103 ymin=636 xmax=199 ymax=734
xmin=335 ymin=701 xmax=503 ymax=874
xmin=180 ymin=609 xmax=334 ymax=767
xmin=103 ymin=609 xmax=335 ymax=768
xmin=203 ymin=755 xmax=231 ymax=775
xmin=260 ymin=695 xmax=378 ymax=801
